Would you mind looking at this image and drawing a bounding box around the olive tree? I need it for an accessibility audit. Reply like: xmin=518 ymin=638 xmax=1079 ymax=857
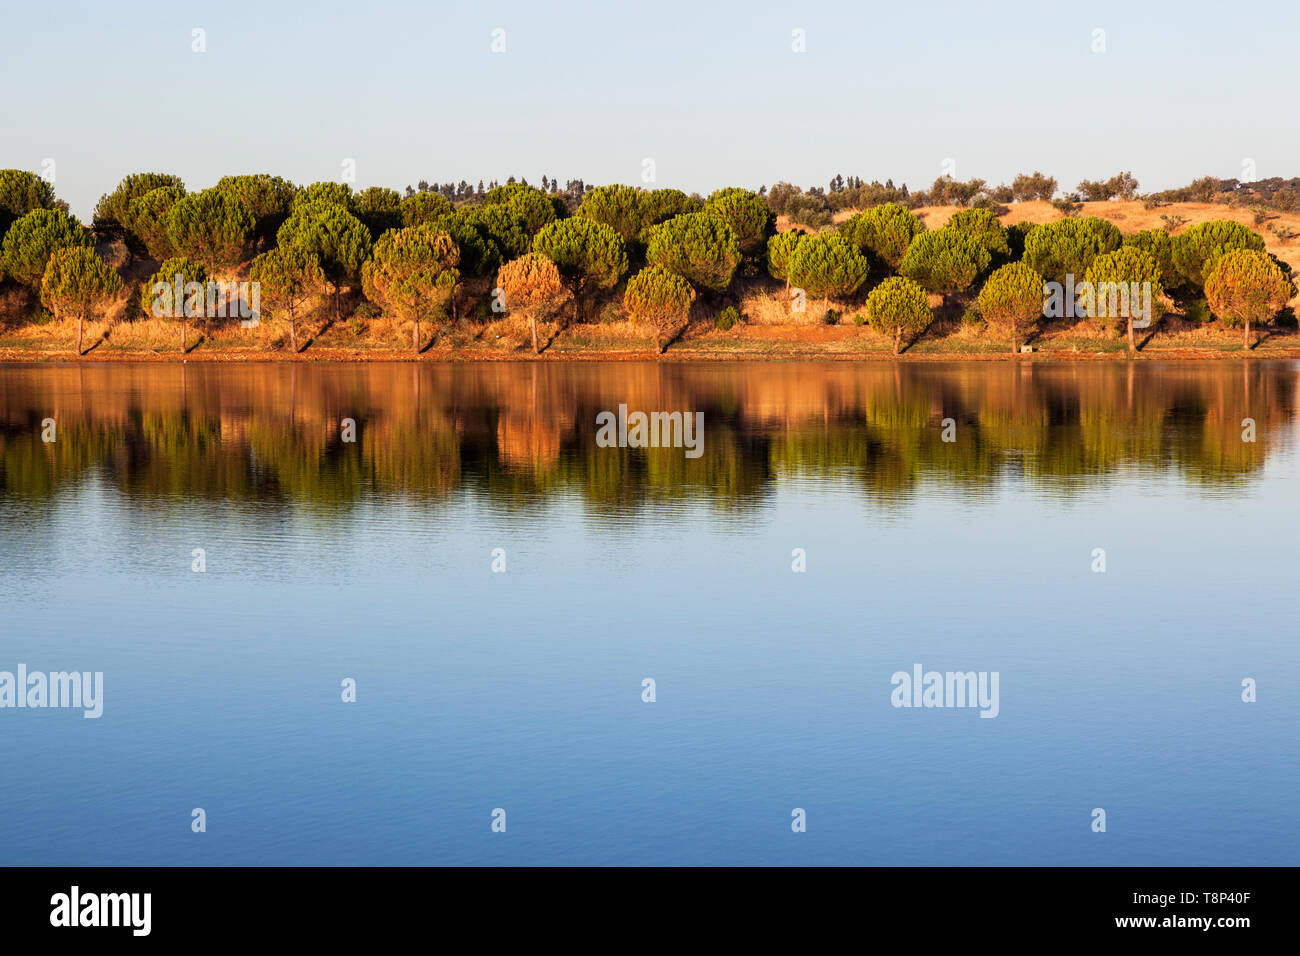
xmin=40 ymin=246 xmax=123 ymax=355
xmin=1082 ymin=247 xmax=1165 ymax=353
xmin=1204 ymin=249 xmax=1293 ymax=349
xmin=977 ymin=262 xmax=1046 ymax=354
xmin=623 ymin=265 xmax=694 ymax=353
xmin=0 ymin=209 xmax=91 ymax=290
xmin=165 ymin=189 xmax=255 ymax=272
xmin=531 ymin=217 xmax=627 ymax=321
xmin=703 ymin=187 xmax=774 ymax=259
xmin=899 ymin=228 xmax=990 ymax=308
xmin=249 ymin=246 xmax=326 ymax=352
xmin=786 ymin=233 xmax=870 ymax=315
xmin=838 ymin=203 xmax=925 ymax=272
xmin=496 ymin=252 xmax=569 ymax=353
xmin=644 ymin=213 xmax=740 ymax=293
xmin=1171 ymin=219 xmax=1266 ymax=288
xmin=361 ymin=224 xmax=460 ymax=352
xmin=864 ymin=276 xmax=932 ymax=354
xmin=276 ymin=201 xmax=373 ymax=322
xmin=142 ymin=256 xmax=208 ymax=351
xmin=1022 ymin=216 xmax=1122 ymax=284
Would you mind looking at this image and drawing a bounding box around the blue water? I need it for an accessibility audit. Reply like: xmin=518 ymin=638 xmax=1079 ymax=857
xmin=0 ymin=361 xmax=1296 ymax=865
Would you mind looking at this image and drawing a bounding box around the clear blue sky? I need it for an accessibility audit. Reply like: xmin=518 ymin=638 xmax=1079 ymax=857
xmin=3 ymin=0 xmax=1296 ymax=219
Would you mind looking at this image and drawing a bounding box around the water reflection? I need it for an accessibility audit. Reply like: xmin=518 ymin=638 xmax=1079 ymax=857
xmin=0 ymin=361 xmax=1294 ymax=513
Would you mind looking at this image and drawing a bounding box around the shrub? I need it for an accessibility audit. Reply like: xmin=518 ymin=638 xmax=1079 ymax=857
xmin=644 ymin=213 xmax=740 ymax=293
xmin=977 ymin=262 xmax=1045 ymax=353
xmin=715 ymin=306 xmax=739 ymax=331
xmin=864 ymin=276 xmax=932 ymax=353
xmin=623 ymin=265 xmax=694 ymax=353
xmin=1051 ymin=195 xmax=1082 ymax=217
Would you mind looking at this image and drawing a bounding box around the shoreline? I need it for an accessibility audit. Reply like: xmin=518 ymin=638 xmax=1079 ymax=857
xmin=3 ymin=344 xmax=1299 ymax=363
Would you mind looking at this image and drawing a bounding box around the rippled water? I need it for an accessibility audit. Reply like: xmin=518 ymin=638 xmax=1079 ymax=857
xmin=1 ymin=360 xmax=1297 ymax=865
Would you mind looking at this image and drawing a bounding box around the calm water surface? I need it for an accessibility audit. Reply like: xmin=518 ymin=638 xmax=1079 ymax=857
xmin=0 ymin=360 xmax=1296 ymax=865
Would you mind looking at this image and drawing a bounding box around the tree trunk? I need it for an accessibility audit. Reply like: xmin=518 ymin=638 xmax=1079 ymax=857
xmin=893 ymin=326 xmax=901 ymax=355
xmin=290 ymin=318 xmax=297 ymax=353
xmin=180 ymin=320 xmax=186 ymax=353
xmin=1244 ymin=317 xmax=1251 ymax=350
xmin=1010 ymin=335 xmax=1017 ymax=356
xmin=1127 ymin=318 xmax=1136 ymax=354
xmin=76 ymin=313 xmax=84 ymax=356
xmin=413 ymin=318 xmax=420 ymax=354
xmin=530 ymin=315 xmax=539 ymax=354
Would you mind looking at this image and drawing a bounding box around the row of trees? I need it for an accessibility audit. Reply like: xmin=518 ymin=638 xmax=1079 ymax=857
xmin=0 ymin=167 xmax=1294 ymax=356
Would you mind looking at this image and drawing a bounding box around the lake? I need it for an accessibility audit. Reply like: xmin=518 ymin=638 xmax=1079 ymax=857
xmin=0 ymin=360 xmax=1296 ymax=866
